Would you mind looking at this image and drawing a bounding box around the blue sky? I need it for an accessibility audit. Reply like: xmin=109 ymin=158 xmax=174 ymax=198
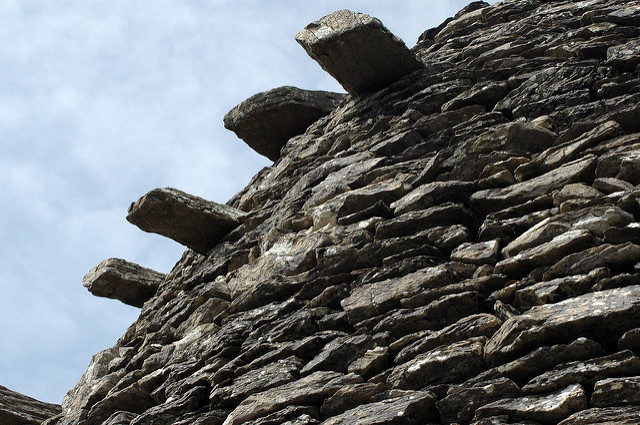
xmin=1 ymin=0 xmax=475 ymax=403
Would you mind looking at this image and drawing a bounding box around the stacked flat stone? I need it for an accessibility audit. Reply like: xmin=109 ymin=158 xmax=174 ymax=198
xmin=82 ymin=258 xmax=166 ymax=307
xmin=36 ymin=1 xmax=640 ymax=425
xmin=126 ymin=187 xmax=247 ymax=255
xmin=224 ymin=86 xmax=345 ymax=161
xmin=0 ymin=385 xmax=61 ymax=425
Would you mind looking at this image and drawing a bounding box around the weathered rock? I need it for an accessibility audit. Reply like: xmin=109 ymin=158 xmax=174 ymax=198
xmin=320 ymin=391 xmax=438 ymax=425
xmin=224 ymin=86 xmax=345 ymax=161
xmin=591 ymin=375 xmax=640 ymax=407
xmin=451 ymin=240 xmax=500 ymax=266
xmin=494 ymin=230 xmax=595 ymax=278
xmin=474 ymin=384 xmax=587 ymax=424
xmin=607 ymin=39 xmax=640 ymax=72
xmin=82 ymin=258 xmax=165 ymax=307
xmin=484 ymin=286 xmax=640 ymax=366
xmin=295 ymin=10 xmax=421 ymax=95
xmin=558 ymin=406 xmax=640 ymax=425
xmin=471 ymin=156 xmax=597 ymax=214
xmin=437 ymin=378 xmax=521 ymax=425
xmin=522 ymin=350 xmax=640 ymax=394
xmin=0 ymin=385 xmax=61 ymax=425
xmin=320 ymin=383 xmax=385 ymax=418
xmin=542 ymin=242 xmax=640 ymax=280
xmin=388 ymin=337 xmax=487 ymax=389
xmin=127 ymin=188 xmax=247 ymax=254
xmin=222 ymin=372 xmax=362 ymax=425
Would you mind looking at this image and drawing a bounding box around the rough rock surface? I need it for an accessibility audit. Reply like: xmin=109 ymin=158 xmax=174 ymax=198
xmin=126 ymin=187 xmax=247 ymax=254
xmin=19 ymin=1 xmax=640 ymax=425
xmin=295 ymin=10 xmax=422 ymax=95
xmin=224 ymin=87 xmax=346 ymax=161
xmin=83 ymin=259 xmax=166 ymax=307
xmin=0 ymin=385 xmax=61 ymax=424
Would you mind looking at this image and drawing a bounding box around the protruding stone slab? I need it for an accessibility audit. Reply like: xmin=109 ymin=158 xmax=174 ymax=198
xmin=295 ymin=10 xmax=422 ymax=95
xmin=224 ymin=86 xmax=345 ymax=161
xmin=0 ymin=385 xmax=61 ymax=425
xmin=83 ymin=258 xmax=165 ymax=307
xmin=127 ymin=188 xmax=247 ymax=254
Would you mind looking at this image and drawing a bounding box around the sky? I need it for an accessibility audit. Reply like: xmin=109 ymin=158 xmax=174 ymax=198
xmin=1 ymin=0 xmax=479 ymax=404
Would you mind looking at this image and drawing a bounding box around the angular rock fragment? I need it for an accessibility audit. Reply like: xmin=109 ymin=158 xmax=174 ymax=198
xmin=224 ymin=86 xmax=345 ymax=161
xmin=558 ymin=406 xmax=640 ymax=425
xmin=127 ymin=188 xmax=247 ymax=254
xmin=295 ymin=10 xmax=422 ymax=95
xmin=437 ymin=378 xmax=520 ymax=425
xmin=522 ymin=350 xmax=640 ymax=394
xmin=222 ymin=371 xmax=361 ymax=425
xmin=607 ymin=39 xmax=640 ymax=72
xmin=542 ymin=242 xmax=640 ymax=280
xmin=388 ymin=337 xmax=487 ymax=389
xmin=82 ymin=258 xmax=165 ymax=307
xmin=591 ymin=376 xmax=640 ymax=407
xmin=320 ymin=391 xmax=438 ymax=425
xmin=451 ymin=240 xmax=500 ymax=266
xmin=484 ymin=286 xmax=640 ymax=366
xmin=471 ymin=156 xmax=597 ymax=214
xmin=0 ymin=385 xmax=61 ymax=425
xmin=320 ymin=382 xmax=385 ymax=417
xmin=474 ymin=384 xmax=587 ymax=424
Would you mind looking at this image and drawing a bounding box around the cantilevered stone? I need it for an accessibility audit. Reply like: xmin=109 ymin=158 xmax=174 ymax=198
xmin=295 ymin=10 xmax=422 ymax=95
xmin=83 ymin=258 xmax=165 ymax=307
xmin=224 ymin=86 xmax=345 ymax=161
xmin=127 ymin=187 xmax=247 ymax=254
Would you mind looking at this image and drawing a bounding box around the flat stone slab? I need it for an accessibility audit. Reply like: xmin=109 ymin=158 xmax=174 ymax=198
xmin=295 ymin=10 xmax=422 ymax=95
xmin=127 ymin=188 xmax=247 ymax=254
xmin=0 ymin=385 xmax=61 ymax=425
xmin=83 ymin=258 xmax=165 ymax=307
xmin=224 ymin=86 xmax=345 ymax=161
xmin=485 ymin=286 xmax=640 ymax=366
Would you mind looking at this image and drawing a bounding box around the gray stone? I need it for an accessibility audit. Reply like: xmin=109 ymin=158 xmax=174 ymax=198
xmin=222 ymin=372 xmax=362 ymax=425
xmin=83 ymin=258 xmax=165 ymax=307
xmin=127 ymin=188 xmax=247 ymax=254
xmin=0 ymin=385 xmax=61 ymax=425
xmin=451 ymin=240 xmax=500 ymax=266
xmin=558 ymin=406 xmax=640 ymax=425
xmin=388 ymin=337 xmax=487 ymax=389
xmin=295 ymin=10 xmax=422 ymax=95
xmin=474 ymin=384 xmax=587 ymax=424
xmin=522 ymin=350 xmax=640 ymax=395
xmin=224 ymin=86 xmax=345 ymax=161
xmin=591 ymin=376 xmax=640 ymax=407
xmin=484 ymin=286 xmax=640 ymax=366
xmin=437 ymin=378 xmax=521 ymax=425
xmin=320 ymin=391 xmax=438 ymax=425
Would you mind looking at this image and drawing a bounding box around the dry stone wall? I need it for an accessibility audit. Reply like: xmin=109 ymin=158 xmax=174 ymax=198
xmin=16 ymin=0 xmax=640 ymax=424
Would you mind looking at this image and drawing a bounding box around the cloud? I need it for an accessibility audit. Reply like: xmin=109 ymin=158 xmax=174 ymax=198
xmin=0 ymin=0 xmax=473 ymax=403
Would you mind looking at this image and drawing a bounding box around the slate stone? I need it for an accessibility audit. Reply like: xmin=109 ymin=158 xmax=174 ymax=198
xmin=0 ymin=385 xmax=61 ymax=425
xmin=320 ymin=383 xmax=385 ymax=418
xmin=591 ymin=376 xmax=640 ymax=407
xmin=224 ymin=86 xmax=345 ymax=161
xmin=320 ymin=391 xmax=438 ymax=425
xmin=474 ymin=384 xmax=587 ymax=425
xmin=437 ymin=378 xmax=521 ymax=425
xmin=558 ymin=406 xmax=640 ymax=425
xmin=222 ymin=372 xmax=362 ymax=425
xmin=471 ymin=156 xmax=597 ymax=214
xmin=542 ymin=242 xmax=640 ymax=280
xmin=295 ymin=10 xmax=422 ymax=95
xmin=83 ymin=258 xmax=165 ymax=307
xmin=522 ymin=350 xmax=640 ymax=394
xmin=451 ymin=240 xmax=500 ymax=266
xmin=388 ymin=337 xmax=487 ymax=389
xmin=484 ymin=286 xmax=640 ymax=366
xmin=127 ymin=188 xmax=247 ymax=254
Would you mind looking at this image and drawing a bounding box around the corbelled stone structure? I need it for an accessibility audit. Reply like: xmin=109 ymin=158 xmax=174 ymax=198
xmin=5 ymin=1 xmax=640 ymax=424
xmin=224 ymin=86 xmax=345 ymax=161
xmin=83 ymin=259 xmax=166 ymax=308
